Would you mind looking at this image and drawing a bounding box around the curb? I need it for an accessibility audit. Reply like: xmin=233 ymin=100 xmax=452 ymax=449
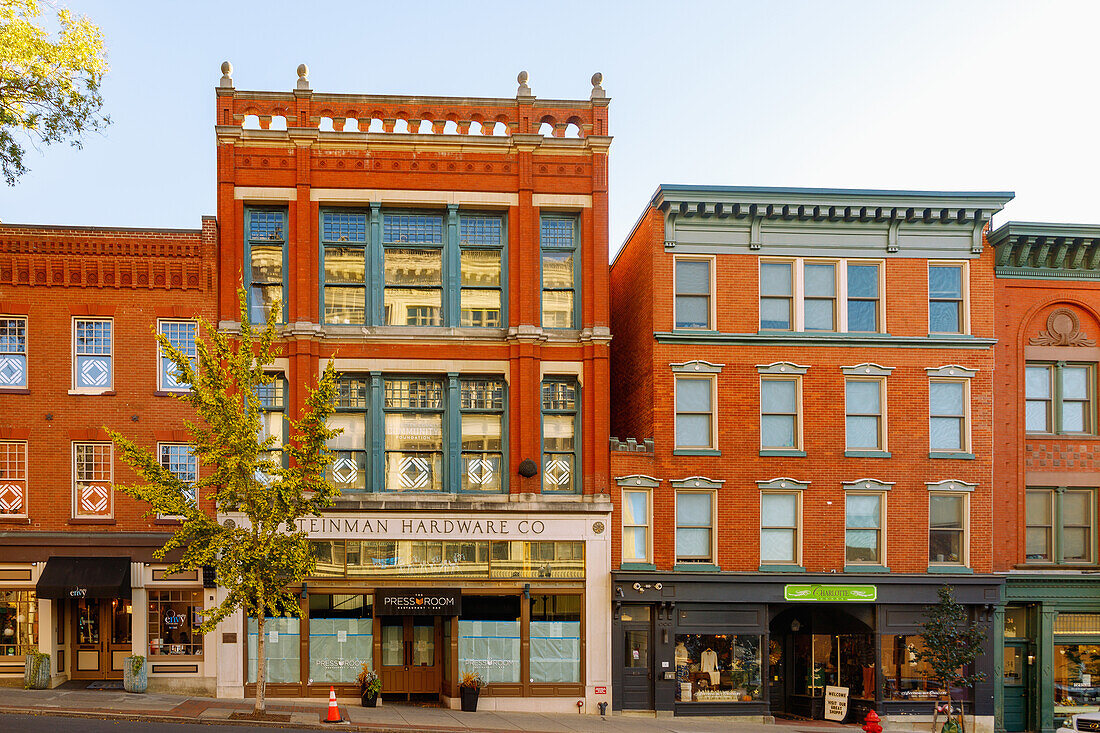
xmin=0 ymin=705 xmax=539 ymax=733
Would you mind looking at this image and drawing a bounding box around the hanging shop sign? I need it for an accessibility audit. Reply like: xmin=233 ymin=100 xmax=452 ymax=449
xmin=825 ymin=686 xmax=849 ymax=721
xmin=783 ymin=584 xmax=877 ymax=602
xmin=376 ymin=588 xmax=462 ymax=615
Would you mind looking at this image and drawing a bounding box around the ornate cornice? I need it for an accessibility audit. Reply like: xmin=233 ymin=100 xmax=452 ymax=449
xmin=990 ymin=221 xmax=1100 ymax=276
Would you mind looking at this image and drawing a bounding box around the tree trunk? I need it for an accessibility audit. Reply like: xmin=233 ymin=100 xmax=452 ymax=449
xmin=255 ymin=613 xmax=266 ymax=714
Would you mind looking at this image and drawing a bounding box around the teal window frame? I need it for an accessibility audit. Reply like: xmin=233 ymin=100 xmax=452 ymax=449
xmin=1025 ymin=487 xmax=1096 ymax=565
xmin=459 ymin=377 xmax=508 ymax=493
xmin=540 ymin=215 xmax=580 ymax=329
xmin=328 ymin=376 xmax=370 ymax=494
xmin=540 ymin=377 xmax=580 ymax=494
xmin=319 ymin=209 xmax=368 ymax=325
xmin=244 ymin=207 xmax=289 ymax=325
xmin=382 ymin=376 xmax=446 ymax=492
xmin=1026 ymin=361 xmax=1095 ymax=435
xmin=256 ymin=375 xmax=288 ymax=472
xmin=381 ymin=211 xmax=445 ymax=327
xmin=458 ymin=213 xmax=507 ymax=328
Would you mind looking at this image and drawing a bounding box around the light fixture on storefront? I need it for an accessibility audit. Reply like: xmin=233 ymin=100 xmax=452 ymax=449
xmin=1027 ymin=655 xmax=1035 ymax=665
xmin=791 ymin=619 xmax=801 ymax=632
xmin=300 ymin=582 xmax=308 ymax=599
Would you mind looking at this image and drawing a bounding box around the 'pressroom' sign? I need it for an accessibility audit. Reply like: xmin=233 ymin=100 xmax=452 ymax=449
xmin=377 ymin=589 xmax=462 ymax=615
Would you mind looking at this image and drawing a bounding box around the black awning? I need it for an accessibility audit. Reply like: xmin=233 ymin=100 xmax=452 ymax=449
xmin=35 ymin=556 xmax=131 ymax=600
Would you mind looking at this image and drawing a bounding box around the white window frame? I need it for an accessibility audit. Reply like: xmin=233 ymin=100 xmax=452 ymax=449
xmin=675 ymin=490 xmax=716 ymax=564
xmin=672 ymin=254 xmax=716 ymax=331
xmin=845 ymin=377 xmax=888 ymax=452
xmin=759 ymin=257 xmax=886 ymax=333
xmin=72 ymin=441 xmax=113 ymax=518
xmin=928 ymin=260 xmax=970 ymax=335
xmin=71 ymin=317 xmax=113 ymax=393
xmin=760 ymin=490 xmax=802 ymax=566
xmin=929 ymin=378 xmax=972 ymax=454
xmin=0 ymin=315 xmax=28 ymax=390
xmin=0 ymin=440 xmax=28 ymax=518
xmin=621 ymin=488 xmax=652 ymax=564
xmin=844 ymin=491 xmax=886 ymax=567
xmin=157 ymin=319 xmax=197 ymax=393
xmin=928 ymin=490 xmax=970 ymax=568
xmin=674 ymin=374 xmax=717 ymax=451
xmin=157 ymin=442 xmax=198 ymax=520
xmin=760 ymin=375 xmax=803 ymax=451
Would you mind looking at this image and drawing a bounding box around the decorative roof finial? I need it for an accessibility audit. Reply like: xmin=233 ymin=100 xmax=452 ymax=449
xmin=517 ymin=70 xmax=532 ymax=98
xmin=219 ymin=61 xmax=233 ymax=88
xmin=296 ymin=63 xmax=310 ymax=91
xmin=590 ymin=72 xmax=606 ymax=100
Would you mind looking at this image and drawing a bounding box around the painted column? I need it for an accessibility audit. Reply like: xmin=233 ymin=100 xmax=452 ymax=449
xmin=368 ymin=204 xmax=383 ymax=327
xmin=445 ymin=204 xmax=460 ymax=327
xmin=993 ymin=604 xmax=1006 ymax=733
xmin=1040 ymin=604 xmax=1056 ymax=733
xmin=446 ymin=373 xmax=461 ymax=492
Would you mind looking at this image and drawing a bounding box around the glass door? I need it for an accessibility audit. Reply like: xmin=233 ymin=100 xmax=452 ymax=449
xmin=72 ymin=598 xmax=104 ymax=679
xmin=107 ymin=598 xmax=133 ymax=679
xmin=620 ymin=605 xmax=653 ymax=710
xmin=379 ymin=616 xmax=441 ymax=698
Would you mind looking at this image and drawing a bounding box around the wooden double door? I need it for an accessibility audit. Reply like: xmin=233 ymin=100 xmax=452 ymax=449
xmin=71 ymin=597 xmax=132 ymax=680
xmin=379 ymin=616 xmax=442 ymax=698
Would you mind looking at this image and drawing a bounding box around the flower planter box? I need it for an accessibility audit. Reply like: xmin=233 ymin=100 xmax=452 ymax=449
xmin=460 ymin=686 xmax=480 ymax=712
xmin=123 ymin=655 xmax=147 ymax=694
xmin=24 ymin=653 xmax=49 ymax=690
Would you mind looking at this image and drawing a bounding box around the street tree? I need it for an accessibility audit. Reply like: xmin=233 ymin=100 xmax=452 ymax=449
xmin=915 ymin=585 xmax=988 ymax=733
xmin=108 ymin=290 xmax=340 ymax=714
xmin=0 ymin=0 xmax=110 ymax=184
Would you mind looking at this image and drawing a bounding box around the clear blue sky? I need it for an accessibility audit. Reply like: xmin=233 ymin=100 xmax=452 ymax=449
xmin=3 ymin=0 xmax=1098 ymax=251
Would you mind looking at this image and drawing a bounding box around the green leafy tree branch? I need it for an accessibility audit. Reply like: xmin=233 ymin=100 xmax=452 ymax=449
xmin=108 ymin=289 xmax=340 ymax=713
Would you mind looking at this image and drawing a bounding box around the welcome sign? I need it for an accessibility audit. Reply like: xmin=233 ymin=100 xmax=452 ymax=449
xmin=783 ymin=584 xmax=877 ymax=602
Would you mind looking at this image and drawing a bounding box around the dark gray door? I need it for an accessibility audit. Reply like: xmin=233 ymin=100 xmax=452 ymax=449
xmin=1003 ymin=642 xmax=1028 ymax=732
xmin=621 ymin=612 xmax=653 ymax=710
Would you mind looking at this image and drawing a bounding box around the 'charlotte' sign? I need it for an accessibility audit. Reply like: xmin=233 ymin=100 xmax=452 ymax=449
xmin=377 ymin=589 xmax=462 ymax=615
xmin=784 ymin=584 xmax=877 ymax=602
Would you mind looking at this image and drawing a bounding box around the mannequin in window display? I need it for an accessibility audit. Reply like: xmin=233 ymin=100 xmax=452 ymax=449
xmin=701 ymin=647 xmax=720 ymax=686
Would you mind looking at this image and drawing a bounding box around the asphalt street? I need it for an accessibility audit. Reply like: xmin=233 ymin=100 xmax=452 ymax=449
xmin=0 ymin=712 xmax=321 ymax=733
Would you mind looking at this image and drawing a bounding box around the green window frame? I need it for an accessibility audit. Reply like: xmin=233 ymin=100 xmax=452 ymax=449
xmin=1026 ymin=362 xmax=1094 ymax=435
xmin=1026 ymin=487 xmax=1095 ymax=565
xmin=320 ymin=210 xmax=368 ymax=325
xmin=540 ymin=216 xmax=579 ymax=329
xmin=245 ymin=207 xmax=287 ymax=324
xmin=460 ymin=378 xmax=505 ymax=492
xmin=459 ymin=215 xmax=505 ymax=328
xmin=256 ymin=375 xmax=288 ymax=479
xmin=328 ymin=376 xmax=370 ymax=494
xmin=383 ymin=377 xmax=445 ymax=492
xmin=541 ymin=378 xmax=578 ymax=493
xmin=382 ymin=213 xmax=444 ymax=326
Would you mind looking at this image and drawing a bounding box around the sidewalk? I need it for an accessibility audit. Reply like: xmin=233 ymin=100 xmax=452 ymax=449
xmin=0 ymin=686 xmax=852 ymax=732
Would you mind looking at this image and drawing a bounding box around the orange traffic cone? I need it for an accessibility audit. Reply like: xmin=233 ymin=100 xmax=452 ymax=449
xmin=324 ymin=685 xmax=342 ymax=723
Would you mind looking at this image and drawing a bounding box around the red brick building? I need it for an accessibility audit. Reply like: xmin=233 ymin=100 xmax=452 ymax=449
xmin=608 ymin=185 xmax=1011 ymax=725
xmin=208 ymin=65 xmax=613 ymax=711
xmin=988 ymin=222 xmax=1100 ymax=733
xmin=0 ymin=220 xmax=219 ymax=690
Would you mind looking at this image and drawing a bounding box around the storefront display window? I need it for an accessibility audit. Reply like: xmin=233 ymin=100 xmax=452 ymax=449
xmin=308 ymin=594 xmax=372 ymax=685
xmin=458 ymin=595 xmax=520 ymax=684
xmin=530 ymin=595 xmax=580 ymax=683
xmin=148 ymin=590 xmax=202 ymax=656
xmin=881 ymin=635 xmax=971 ymax=701
xmin=0 ymin=590 xmax=36 ymax=656
xmin=1055 ymin=644 xmax=1100 ymax=714
xmin=489 ymin=541 xmax=584 ymax=579
xmin=248 ymin=616 xmax=301 ymax=684
xmin=674 ymin=634 xmax=761 ymax=703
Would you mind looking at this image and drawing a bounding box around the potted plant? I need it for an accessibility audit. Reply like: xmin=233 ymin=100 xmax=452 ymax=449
xmin=459 ymin=671 xmax=484 ymax=712
xmin=356 ymin=665 xmax=381 ymax=707
xmin=23 ymin=650 xmax=50 ymax=690
xmin=123 ymin=654 xmax=147 ymax=693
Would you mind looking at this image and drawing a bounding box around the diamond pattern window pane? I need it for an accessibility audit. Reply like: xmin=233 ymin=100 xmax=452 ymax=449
xmin=0 ymin=354 xmax=26 ymax=387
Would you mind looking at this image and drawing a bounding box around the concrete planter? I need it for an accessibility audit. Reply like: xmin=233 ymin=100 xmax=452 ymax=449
xmin=123 ymin=655 xmax=147 ymax=693
xmin=24 ymin=652 xmax=50 ymax=689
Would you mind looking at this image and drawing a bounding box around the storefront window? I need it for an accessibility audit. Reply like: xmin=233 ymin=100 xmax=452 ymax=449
xmin=247 ymin=616 xmax=300 ymax=683
xmin=530 ymin=595 xmax=580 ymax=683
xmin=1055 ymin=644 xmax=1100 ymax=714
xmin=674 ymin=634 xmax=761 ymax=703
xmin=308 ymin=594 xmax=372 ymax=685
xmin=148 ymin=590 xmax=202 ymax=657
xmin=345 ymin=540 xmax=489 ymax=577
xmin=489 ymin=541 xmax=584 ymax=579
xmin=881 ymin=634 xmax=971 ymax=701
xmin=0 ymin=590 xmax=36 ymax=656
xmin=459 ymin=595 xmax=520 ymax=684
